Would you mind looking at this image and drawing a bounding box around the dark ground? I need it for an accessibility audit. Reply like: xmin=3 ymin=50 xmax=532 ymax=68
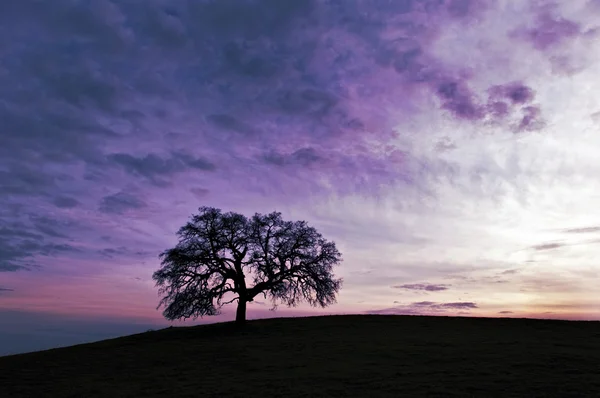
xmin=1 ymin=314 xmax=600 ymax=397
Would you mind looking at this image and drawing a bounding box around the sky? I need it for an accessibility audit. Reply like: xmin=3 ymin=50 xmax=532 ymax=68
xmin=2 ymin=0 xmax=600 ymax=355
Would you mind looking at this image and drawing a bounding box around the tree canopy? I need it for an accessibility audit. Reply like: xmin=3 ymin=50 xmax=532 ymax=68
xmin=152 ymin=207 xmax=343 ymax=324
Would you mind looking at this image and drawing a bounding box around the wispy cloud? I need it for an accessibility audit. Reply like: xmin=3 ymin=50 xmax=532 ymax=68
xmin=366 ymin=301 xmax=478 ymax=316
xmin=500 ymin=269 xmax=520 ymax=275
xmin=392 ymin=283 xmax=450 ymax=292
xmin=531 ymin=242 xmax=565 ymax=251
xmin=98 ymin=191 xmax=147 ymax=215
xmin=562 ymin=226 xmax=600 ymax=234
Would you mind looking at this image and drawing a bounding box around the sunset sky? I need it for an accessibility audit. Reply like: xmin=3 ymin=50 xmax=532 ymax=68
xmin=2 ymin=0 xmax=600 ymax=355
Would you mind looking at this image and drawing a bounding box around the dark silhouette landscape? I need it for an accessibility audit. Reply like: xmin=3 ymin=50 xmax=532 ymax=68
xmin=2 ymin=315 xmax=600 ymax=397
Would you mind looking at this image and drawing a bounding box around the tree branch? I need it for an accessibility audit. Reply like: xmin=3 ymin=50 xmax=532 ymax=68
xmin=221 ymin=296 xmax=239 ymax=305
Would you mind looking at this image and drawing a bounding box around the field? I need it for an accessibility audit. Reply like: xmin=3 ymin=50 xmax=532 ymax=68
xmin=1 ymin=314 xmax=600 ymax=397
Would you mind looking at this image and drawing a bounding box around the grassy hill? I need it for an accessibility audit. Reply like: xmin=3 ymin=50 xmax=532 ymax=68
xmin=1 ymin=314 xmax=600 ymax=397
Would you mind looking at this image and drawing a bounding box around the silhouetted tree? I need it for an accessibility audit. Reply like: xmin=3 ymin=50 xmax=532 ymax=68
xmin=152 ymin=207 xmax=343 ymax=325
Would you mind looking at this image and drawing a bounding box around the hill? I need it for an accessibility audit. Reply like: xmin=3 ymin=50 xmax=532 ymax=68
xmin=1 ymin=314 xmax=600 ymax=397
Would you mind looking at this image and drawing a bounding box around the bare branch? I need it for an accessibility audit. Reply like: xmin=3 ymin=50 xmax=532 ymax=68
xmin=221 ymin=296 xmax=239 ymax=305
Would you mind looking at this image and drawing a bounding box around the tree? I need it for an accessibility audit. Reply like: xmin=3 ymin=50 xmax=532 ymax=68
xmin=152 ymin=207 xmax=343 ymax=325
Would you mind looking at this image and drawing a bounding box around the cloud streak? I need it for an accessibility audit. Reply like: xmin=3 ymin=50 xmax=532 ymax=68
xmin=367 ymin=301 xmax=478 ymax=316
xmin=562 ymin=226 xmax=600 ymax=234
xmin=392 ymin=283 xmax=450 ymax=292
xmin=531 ymin=243 xmax=565 ymax=251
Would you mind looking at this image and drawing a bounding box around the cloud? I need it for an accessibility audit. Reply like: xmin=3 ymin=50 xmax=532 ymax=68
xmin=498 ymin=311 xmax=514 ymax=314
xmin=562 ymin=226 xmax=600 ymax=234
xmin=412 ymin=301 xmax=437 ymax=306
xmin=488 ymin=81 xmax=536 ymax=105
xmin=366 ymin=301 xmax=478 ymax=315
xmin=97 ymin=246 xmax=150 ymax=259
xmin=0 ymin=239 xmax=79 ymax=272
xmin=0 ymin=165 xmax=61 ymax=197
xmin=500 ymin=269 xmax=520 ymax=275
xmin=518 ymin=272 xmax=584 ymax=295
xmin=515 ymin=11 xmax=581 ymax=51
xmin=261 ymin=147 xmax=322 ymax=168
xmin=28 ymin=215 xmax=72 ymax=239
xmin=531 ymin=242 xmax=565 ymax=251
xmin=0 ymin=219 xmax=82 ymax=272
xmin=206 ymin=114 xmax=254 ymax=134
xmin=392 ymin=283 xmax=450 ymax=292
xmin=108 ymin=152 xmax=215 ymax=186
xmin=98 ymin=192 xmax=147 ymax=214
xmin=517 ymin=105 xmax=545 ymax=132
xmin=436 ymin=80 xmax=483 ymax=120
xmin=1 ymin=0 xmax=592 ymax=215
xmin=0 ymin=287 xmax=14 ymax=293
xmin=432 ymin=302 xmax=478 ymax=309
xmin=52 ymin=196 xmax=80 ymax=209
xmin=190 ymin=187 xmax=209 ymax=199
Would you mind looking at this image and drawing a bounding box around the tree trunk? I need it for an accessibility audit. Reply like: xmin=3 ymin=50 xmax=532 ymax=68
xmin=235 ymin=298 xmax=247 ymax=325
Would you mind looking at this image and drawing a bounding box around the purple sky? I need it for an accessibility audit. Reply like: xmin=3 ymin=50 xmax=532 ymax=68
xmin=2 ymin=0 xmax=600 ymax=355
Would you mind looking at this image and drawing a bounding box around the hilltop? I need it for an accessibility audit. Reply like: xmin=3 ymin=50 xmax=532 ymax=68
xmin=1 ymin=315 xmax=600 ymax=397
